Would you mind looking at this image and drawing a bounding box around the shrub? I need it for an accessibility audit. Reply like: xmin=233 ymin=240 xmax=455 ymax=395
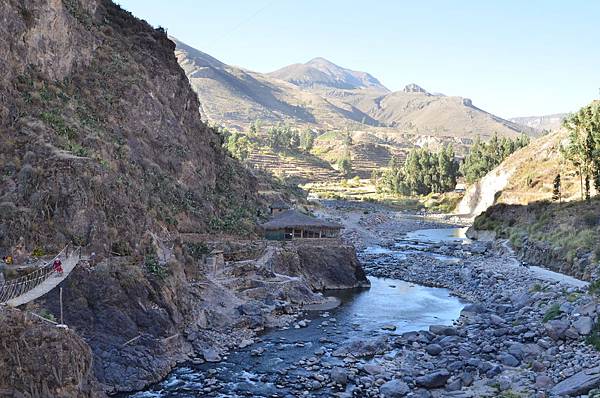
xmin=586 ymin=321 xmax=600 ymax=351
xmin=38 ymin=309 xmax=56 ymax=323
xmin=589 ymin=279 xmax=600 ymax=296
xmin=111 ymin=241 xmax=131 ymax=256
xmin=185 ymin=242 xmax=210 ymax=260
xmin=543 ymin=303 xmax=562 ymax=323
xmin=582 ymin=211 xmax=599 ymax=227
xmin=530 ymin=283 xmax=543 ymax=292
xmin=31 ymin=247 xmax=45 ymax=257
xmin=145 ymin=255 xmax=166 ymax=278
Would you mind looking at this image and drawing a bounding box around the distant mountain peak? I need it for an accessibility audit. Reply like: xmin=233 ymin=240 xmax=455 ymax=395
xmin=307 ymin=57 xmax=335 ymax=65
xmin=268 ymin=57 xmax=389 ymax=92
xmin=403 ymin=83 xmax=428 ymax=94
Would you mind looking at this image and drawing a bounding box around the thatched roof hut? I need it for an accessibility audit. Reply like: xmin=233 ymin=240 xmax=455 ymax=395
xmin=260 ymin=210 xmax=342 ymax=240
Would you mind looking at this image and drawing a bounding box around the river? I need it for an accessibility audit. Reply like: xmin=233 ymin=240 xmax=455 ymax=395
xmin=127 ymin=227 xmax=468 ymax=397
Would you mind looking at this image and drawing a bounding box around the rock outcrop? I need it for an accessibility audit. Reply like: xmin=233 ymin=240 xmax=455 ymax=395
xmin=0 ymin=308 xmax=104 ymax=398
xmin=271 ymin=240 xmax=370 ymax=290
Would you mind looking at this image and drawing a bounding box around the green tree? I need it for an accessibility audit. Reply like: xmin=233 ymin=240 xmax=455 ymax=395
xmin=552 ymin=174 xmax=561 ymax=202
xmin=379 ymin=146 xmax=459 ymax=196
xmin=337 ymin=155 xmax=352 ymax=176
xmin=300 ymin=128 xmax=315 ymax=152
xmin=460 ymin=134 xmax=529 ymax=184
xmin=562 ymin=101 xmax=600 ymax=199
xmin=289 ymin=129 xmax=301 ymax=150
xmin=225 ymin=131 xmax=252 ymax=161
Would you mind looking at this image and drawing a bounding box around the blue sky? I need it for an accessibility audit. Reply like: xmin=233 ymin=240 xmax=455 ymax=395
xmin=117 ymin=0 xmax=598 ymax=118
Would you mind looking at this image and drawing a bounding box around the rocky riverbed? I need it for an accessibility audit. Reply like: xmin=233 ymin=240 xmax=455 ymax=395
xmin=334 ymin=202 xmax=600 ymax=398
xmin=128 ymin=201 xmax=600 ymax=397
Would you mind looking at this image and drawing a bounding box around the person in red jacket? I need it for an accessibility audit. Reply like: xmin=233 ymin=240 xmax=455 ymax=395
xmin=53 ymin=258 xmax=63 ymax=276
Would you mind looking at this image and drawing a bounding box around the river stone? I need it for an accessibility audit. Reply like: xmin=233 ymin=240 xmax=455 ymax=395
xmin=564 ymin=327 xmax=580 ymax=339
xmin=577 ymin=302 xmax=597 ymax=316
xmin=364 ymin=363 xmax=385 ymax=375
xmin=499 ymin=353 xmax=519 ymax=367
xmin=416 ymin=370 xmax=450 ymax=388
xmin=202 ymin=348 xmax=221 ymax=362
xmin=330 ymin=367 xmax=348 ymax=385
xmin=380 ymin=379 xmax=410 ymax=397
xmin=461 ymin=304 xmax=486 ymax=314
xmin=425 ymin=344 xmax=443 ymax=356
xmin=445 ymin=378 xmax=462 ymax=391
xmin=333 ymin=336 xmax=389 ymax=358
xmin=535 ymin=374 xmax=553 ymax=390
xmin=550 ymin=366 xmax=600 ymax=396
xmin=429 ymin=325 xmax=457 ymax=336
xmin=573 ymin=316 xmax=593 ymax=335
xmin=490 ymin=314 xmax=506 ymax=326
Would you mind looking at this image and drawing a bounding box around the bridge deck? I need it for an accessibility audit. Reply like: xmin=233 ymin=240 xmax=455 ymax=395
xmin=6 ymin=253 xmax=80 ymax=307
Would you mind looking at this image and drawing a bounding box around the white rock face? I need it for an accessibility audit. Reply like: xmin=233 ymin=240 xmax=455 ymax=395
xmin=455 ymin=166 xmax=515 ymax=219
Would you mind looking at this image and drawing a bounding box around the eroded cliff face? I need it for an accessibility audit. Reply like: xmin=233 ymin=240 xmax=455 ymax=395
xmin=272 ymin=240 xmax=370 ymax=290
xmin=0 ymin=0 xmax=259 ymax=257
xmin=0 ymin=308 xmax=105 ymax=398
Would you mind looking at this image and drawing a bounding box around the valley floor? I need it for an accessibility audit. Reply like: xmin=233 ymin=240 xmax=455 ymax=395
xmin=319 ymin=201 xmax=600 ymax=397
xmin=131 ymin=200 xmax=600 ymax=398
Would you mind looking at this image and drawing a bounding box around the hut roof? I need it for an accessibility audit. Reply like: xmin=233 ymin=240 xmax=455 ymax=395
xmin=269 ymin=199 xmax=291 ymax=210
xmin=260 ymin=210 xmax=342 ymax=230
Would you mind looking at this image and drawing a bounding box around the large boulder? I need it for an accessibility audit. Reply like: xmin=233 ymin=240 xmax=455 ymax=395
xmin=380 ymin=379 xmax=410 ymax=397
xmin=545 ymin=319 xmax=570 ymax=340
xmin=416 ymin=370 xmax=451 ymax=388
xmin=550 ymin=367 xmax=600 ymax=396
xmin=573 ymin=316 xmax=594 ymax=335
xmin=333 ymin=336 xmax=389 ymax=358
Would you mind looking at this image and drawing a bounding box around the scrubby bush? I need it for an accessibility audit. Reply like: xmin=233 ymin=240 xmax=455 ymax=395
xmin=542 ymin=303 xmax=562 ymax=323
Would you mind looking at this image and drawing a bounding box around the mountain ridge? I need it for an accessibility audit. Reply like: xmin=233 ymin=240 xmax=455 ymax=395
xmin=174 ymin=38 xmax=536 ymax=140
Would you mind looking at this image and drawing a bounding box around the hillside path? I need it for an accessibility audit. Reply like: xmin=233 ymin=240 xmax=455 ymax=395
xmin=500 ymin=240 xmax=589 ymax=289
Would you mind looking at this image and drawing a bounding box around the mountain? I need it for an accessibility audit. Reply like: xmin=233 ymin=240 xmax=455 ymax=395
xmin=175 ymin=40 xmax=536 ymax=138
xmin=510 ymin=113 xmax=568 ymax=133
xmin=322 ymin=88 xmax=531 ymax=138
xmin=268 ymin=57 xmax=389 ymax=92
xmin=173 ymin=38 xmax=378 ymax=129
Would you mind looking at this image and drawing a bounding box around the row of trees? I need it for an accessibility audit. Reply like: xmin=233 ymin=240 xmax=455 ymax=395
xmin=378 ymin=146 xmax=459 ymax=195
xmin=378 ymin=134 xmax=531 ymax=196
xmin=561 ymin=101 xmax=600 ymax=200
xmin=215 ymin=121 xmax=317 ymax=162
xmin=460 ymin=134 xmax=530 ymax=183
xmin=265 ymin=123 xmax=315 ymax=153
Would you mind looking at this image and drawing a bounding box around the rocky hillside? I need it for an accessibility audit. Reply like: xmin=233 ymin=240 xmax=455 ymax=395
xmin=457 ymin=128 xmax=580 ymax=218
xmin=0 ymin=0 xmax=260 ymax=394
xmin=0 ymin=308 xmax=104 ymax=397
xmin=460 ymin=127 xmax=599 ymax=280
xmin=0 ymin=0 xmax=260 ymax=257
